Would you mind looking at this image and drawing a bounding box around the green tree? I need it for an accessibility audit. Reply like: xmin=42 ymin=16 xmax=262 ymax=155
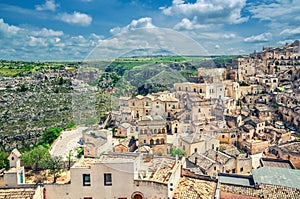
xmin=0 ymin=151 xmax=9 ymax=169
xmin=41 ymin=155 xmax=64 ymax=183
xmin=170 ymin=148 xmax=185 ymax=158
xmin=21 ymin=145 xmax=49 ymax=170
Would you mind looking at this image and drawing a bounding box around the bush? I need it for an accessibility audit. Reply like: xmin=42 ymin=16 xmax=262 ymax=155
xmin=65 ymin=122 xmax=76 ymax=129
xmin=77 ymin=147 xmax=84 ymax=158
xmin=0 ymin=151 xmax=9 ymax=169
xmin=39 ymin=126 xmax=63 ymax=147
xmin=238 ymin=81 xmax=249 ymax=86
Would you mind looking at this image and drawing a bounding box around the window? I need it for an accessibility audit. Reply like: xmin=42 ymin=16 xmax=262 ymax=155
xmin=194 ymin=88 xmax=196 ymax=92
xmin=83 ymin=174 xmax=91 ymax=186
xmin=240 ymin=167 xmax=244 ymax=172
xmin=199 ymin=88 xmax=202 ymax=93
xmin=84 ymin=197 xmax=92 ymax=199
xmin=145 ymin=102 xmax=149 ymax=106
xmin=132 ymin=102 xmax=135 ymax=106
xmin=104 ymin=173 xmax=112 ymax=186
xmin=194 ymin=148 xmax=197 ymax=153
xmin=222 ymin=135 xmax=225 ymax=138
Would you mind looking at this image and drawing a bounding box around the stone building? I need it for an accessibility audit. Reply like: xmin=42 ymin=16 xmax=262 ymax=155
xmin=83 ymin=128 xmax=112 ymax=158
xmin=114 ymin=122 xmax=131 ymax=138
xmin=217 ymin=128 xmax=238 ymax=146
xmin=45 ymin=153 xmax=182 ymax=199
xmin=0 ymin=149 xmax=44 ymax=199
xmin=138 ymin=115 xmax=167 ymax=154
xmin=178 ymin=133 xmax=219 ymax=157
xmin=186 ymin=148 xmax=252 ymax=176
xmin=269 ymin=141 xmax=300 ymax=169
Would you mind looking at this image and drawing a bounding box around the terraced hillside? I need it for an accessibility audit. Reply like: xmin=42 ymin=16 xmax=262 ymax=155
xmin=0 ymin=56 xmax=234 ymax=151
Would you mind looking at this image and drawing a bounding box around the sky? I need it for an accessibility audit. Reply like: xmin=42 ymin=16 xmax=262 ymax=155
xmin=0 ymin=0 xmax=300 ymax=60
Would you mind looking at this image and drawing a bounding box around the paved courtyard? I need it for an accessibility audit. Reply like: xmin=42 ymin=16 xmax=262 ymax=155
xmin=50 ymin=126 xmax=87 ymax=160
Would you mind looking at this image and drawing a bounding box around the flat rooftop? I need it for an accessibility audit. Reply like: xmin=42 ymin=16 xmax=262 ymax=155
xmin=219 ymin=173 xmax=254 ymax=187
xmin=252 ymin=167 xmax=300 ymax=189
xmin=260 ymin=158 xmax=295 ymax=169
xmin=278 ymin=142 xmax=300 ymax=153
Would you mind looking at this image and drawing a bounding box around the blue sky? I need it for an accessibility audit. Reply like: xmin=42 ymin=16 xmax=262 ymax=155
xmin=0 ymin=0 xmax=299 ymax=60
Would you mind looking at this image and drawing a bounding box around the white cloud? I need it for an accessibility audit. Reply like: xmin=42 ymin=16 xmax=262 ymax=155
xmin=244 ymin=32 xmax=272 ymax=43
xmin=28 ymin=36 xmax=48 ymax=47
xmin=215 ymin=44 xmax=220 ymax=49
xmin=0 ymin=18 xmax=106 ymax=60
xmin=248 ymin=1 xmax=300 ymax=21
xmin=110 ymin=17 xmax=156 ymax=35
xmin=35 ymin=0 xmax=59 ymax=11
xmin=223 ymin=33 xmax=236 ymax=39
xmin=60 ymin=12 xmax=92 ymax=26
xmin=174 ymin=17 xmax=211 ymax=30
xmin=280 ymin=27 xmax=300 ymax=37
xmin=87 ymin=27 xmax=210 ymax=60
xmin=193 ymin=32 xmax=236 ymax=40
xmin=161 ymin=0 xmax=248 ymax=24
xmin=0 ymin=18 xmax=20 ymax=36
xmin=247 ymin=0 xmax=300 ymax=34
xmin=32 ymin=28 xmax=63 ymax=37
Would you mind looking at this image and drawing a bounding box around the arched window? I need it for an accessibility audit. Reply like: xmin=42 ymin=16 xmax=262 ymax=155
xmin=156 ymin=139 xmax=160 ymax=145
xmin=161 ymin=139 xmax=165 ymax=144
xmin=150 ymin=139 xmax=154 ymax=145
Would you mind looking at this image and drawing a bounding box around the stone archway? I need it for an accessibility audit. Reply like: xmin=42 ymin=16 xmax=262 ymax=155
xmin=131 ymin=192 xmax=144 ymax=199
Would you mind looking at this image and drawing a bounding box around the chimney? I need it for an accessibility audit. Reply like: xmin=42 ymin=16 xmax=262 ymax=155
xmin=215 ymin=150 xmax=218 ymax=161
